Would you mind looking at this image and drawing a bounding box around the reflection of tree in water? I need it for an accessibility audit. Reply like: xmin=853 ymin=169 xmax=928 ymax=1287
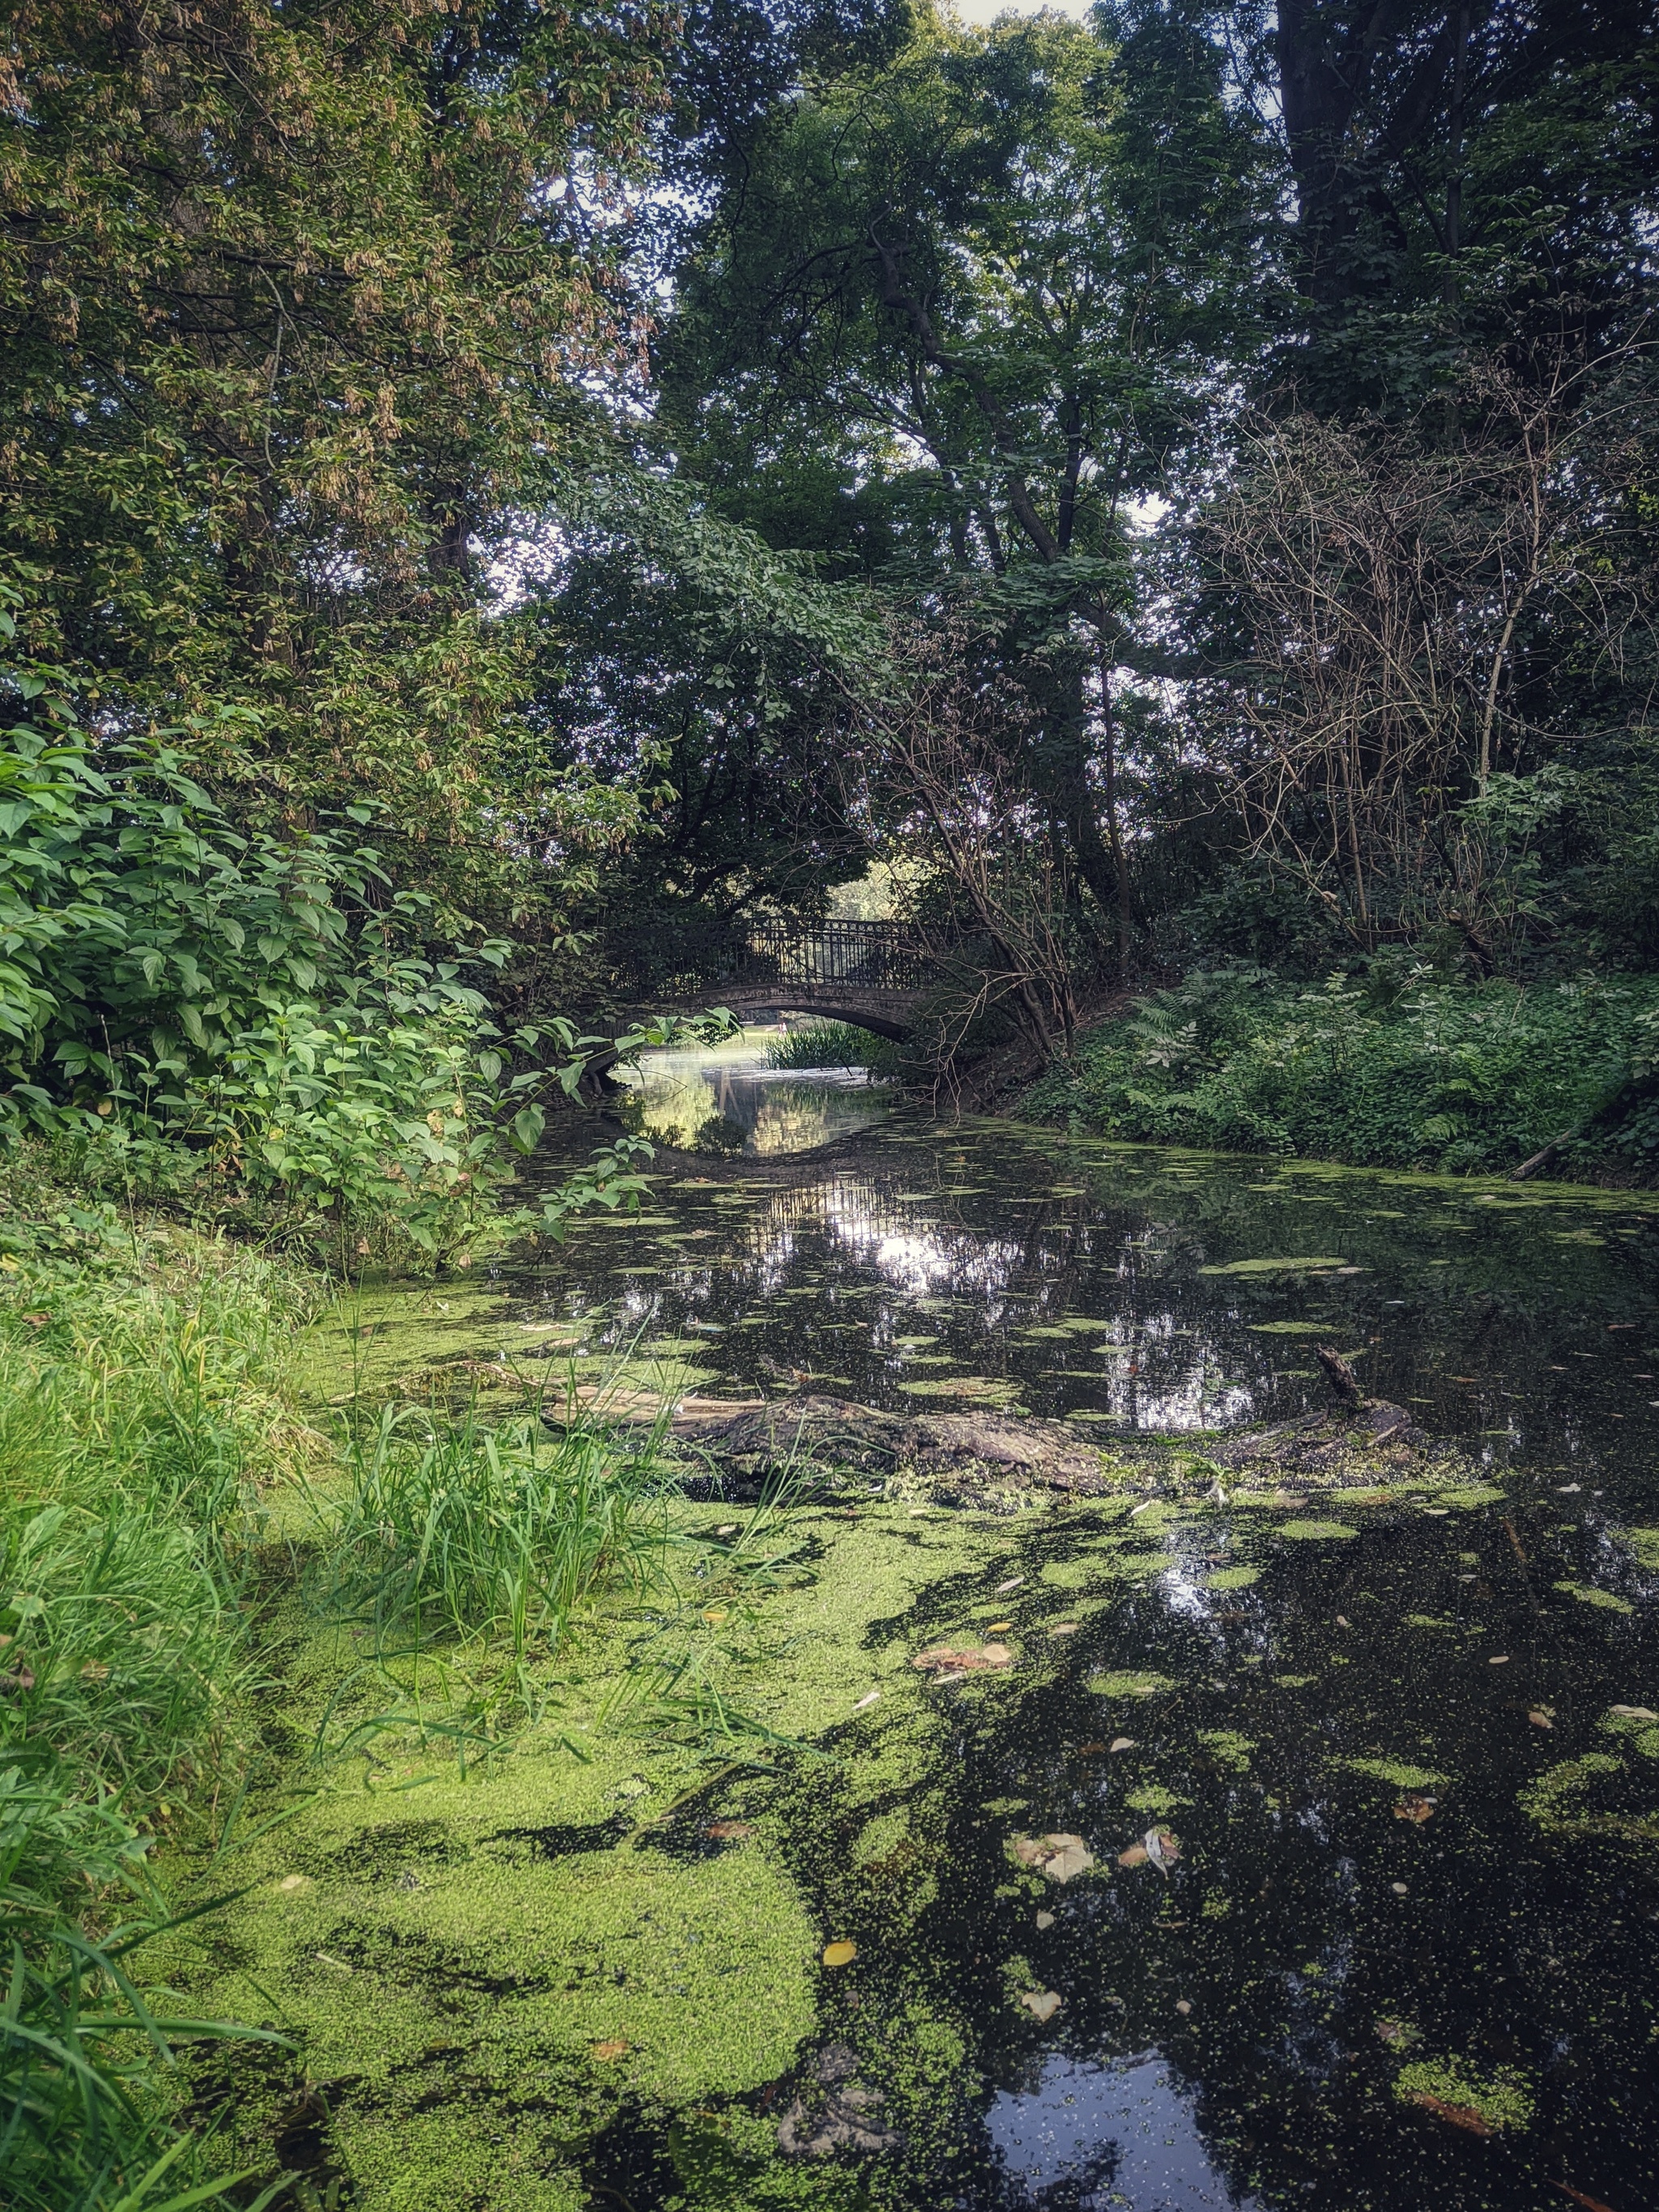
xmin=761 ymin=1511 xmax=1659 ymax=2210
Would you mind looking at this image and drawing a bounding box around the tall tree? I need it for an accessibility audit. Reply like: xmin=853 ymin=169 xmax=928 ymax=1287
xmin=0 ymin=0 xmax=671 ymax=914
xmin=656 ymin=1 xmax=1274 ymax=952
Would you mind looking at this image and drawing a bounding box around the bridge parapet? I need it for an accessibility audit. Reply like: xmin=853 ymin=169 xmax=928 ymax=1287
xmin=610 ymin=918 xmax=931 ymax=998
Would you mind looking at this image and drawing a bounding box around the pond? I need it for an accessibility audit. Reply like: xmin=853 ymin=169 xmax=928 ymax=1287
xmin=249 ymin=1116 xmax=1659 ymax=2212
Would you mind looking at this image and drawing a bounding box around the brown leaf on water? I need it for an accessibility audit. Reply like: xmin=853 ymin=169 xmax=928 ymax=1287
xmin=1374 ymin=2018 xmax=1416 ymax=2046
xmin=1529 ymin=1710 xmax=1554 ymax=1729
xmin=707 ymin=1820 xmax=756 ymax=1841
xmin=592 ymin=2039 xmax=629 ymax=2061
xmin=912 ymin=1643 xmax=1013 ymax=1675
xmin=1012 ymin=1833 xmax=1094 ymax=1883
xmin=1018 ymin=1990 xmax=1062 ymax=2022
xmin=1117 ymin=1843 xmax=1149 ymax=1867
xmin=1108 ymin=1737 xmax=1137 ymax=1754
xmin=1551 ymin=2184 xmax=1618 ymax=2212
xmin=1393 ymin=1796 xmax=1435 ymax=1824
xmin=1611 ymin=1704 xmax=1658 ymax=1721
xmin=1408 ymin=2092 xmax=1495 ymax=2136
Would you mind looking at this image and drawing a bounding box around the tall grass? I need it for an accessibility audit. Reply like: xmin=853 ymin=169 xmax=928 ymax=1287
xmin=313 ymin=1407 xmax=675 ymax=1656
xmin=0 ymin=1168 xmax=721 ymax=2201
xmin=765 ymin=1021 xmax=902 ymax=1077
xmin=0 ymin=1191 xmax=316 ymax=2210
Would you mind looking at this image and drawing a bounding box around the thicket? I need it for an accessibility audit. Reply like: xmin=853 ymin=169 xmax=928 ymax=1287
xmin=1025 ymin=966 xmax=1659 ymax=1178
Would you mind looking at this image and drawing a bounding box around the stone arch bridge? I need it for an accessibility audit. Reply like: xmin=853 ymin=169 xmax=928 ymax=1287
xmin=615 ymin=919 xmax=935 ymax=1042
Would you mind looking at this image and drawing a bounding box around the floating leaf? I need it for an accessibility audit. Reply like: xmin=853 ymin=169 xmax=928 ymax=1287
xmin=995 ymin=1576 xmax=1025 ymax=1594
xmin=1034 ymin=1911 xmax=1055 ymax=1930
xmin=1018 ymin=1990 xmax=1063 ymax=2022
xmin=1393 ymin=1795 xmax=1436 ymax=1823
xmin=1117 ymin=1843 xmax=1149 ymax=1867
xmin=1109 ymin=1737 xmax=1137 ymax=1754
xmin=851 ymin=1690 xmax=880 ymax=1711
xmin=1529 ymin=1710 xmax=1553 ymax=1729
xmin=1143 ymin=1826 xmax=1182 ymax=1872
xmin=822 ymin=1940 xmax=857 ymax=1967
xmin=1011 ymin=1832 xmax=1095 ymax=1883
xmin=1198 ymin=1255 xmax=1348 ymax=1276
xmin=1611 ymin=1703 xmax=1658 ymax=1720
xmin=1175 ymin=1999 xmax=1192 ymax=2016
xmin=706 ymin=1820 xmax=756 ymax=1841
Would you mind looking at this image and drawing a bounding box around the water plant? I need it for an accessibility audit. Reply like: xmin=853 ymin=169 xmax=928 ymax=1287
xmin=766 ymin=1022 xmax=902 ymax=1077
xmin=310 ymin=1406 xmax=677 ymax=1657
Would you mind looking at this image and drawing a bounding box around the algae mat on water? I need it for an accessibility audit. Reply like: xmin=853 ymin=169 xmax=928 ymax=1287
xmin=164 ymin=1499 xmax=1031 ymax=2209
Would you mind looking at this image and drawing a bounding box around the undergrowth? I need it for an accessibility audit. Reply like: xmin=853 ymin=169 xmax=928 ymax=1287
xmin=0 ymin=1156 xmax=709 ymax=2206
xmin=1025 ymin=965 xmax=1659 ymax=1178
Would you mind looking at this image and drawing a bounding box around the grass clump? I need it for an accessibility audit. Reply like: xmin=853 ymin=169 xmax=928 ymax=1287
xmin=766 ymin=1021 xmax=902 ymax=1077
xmin=312 ymin=1407 xmax=674 ymax=1658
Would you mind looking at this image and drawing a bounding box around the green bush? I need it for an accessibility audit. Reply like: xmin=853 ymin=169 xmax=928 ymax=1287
xmin=1025 ymin=966 xmax=1659 ymax=1176
xmin=0 ymin=600 xmax=663 ymax=1267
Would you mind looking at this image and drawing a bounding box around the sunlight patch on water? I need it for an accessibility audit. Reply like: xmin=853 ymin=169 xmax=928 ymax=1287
xmin=986 ymin=2051 xmax=1259 ymax=2210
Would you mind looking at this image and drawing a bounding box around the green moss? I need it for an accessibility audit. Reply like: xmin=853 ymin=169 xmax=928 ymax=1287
xmin=1085 ymin=1670 xmax=1174 ymax=1699
xmin=1515 ymin=1752 xmax=1659 ymax=1843
xmin=1340 ymin=1758 xmax=1448 ymax=1790
xmin=1124 ymin=1785 xmax=1190 ymax=1814
xmin=1554 ymin=1581 xmax=1633 ymax=1613
xmin=1392 ymin=2058 xmax=1533 ymax=2132
xmin=1197 ymin=1730 xmax=1255 ymax=1772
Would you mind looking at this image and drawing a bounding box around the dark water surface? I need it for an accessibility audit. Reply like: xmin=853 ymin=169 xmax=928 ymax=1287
xmin=519 ymin=1117 xmax=1659 ymax=2210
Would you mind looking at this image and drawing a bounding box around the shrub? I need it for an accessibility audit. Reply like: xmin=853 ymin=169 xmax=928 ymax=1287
xmin=1025 ymin=966 xmax=1659 ymax=1176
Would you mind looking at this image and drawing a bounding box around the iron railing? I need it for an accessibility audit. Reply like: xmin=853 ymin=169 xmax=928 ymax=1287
xmin=608 ymin=918 xmax=932 ymax=1000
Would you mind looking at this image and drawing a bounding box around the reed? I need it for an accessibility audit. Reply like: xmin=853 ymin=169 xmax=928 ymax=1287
xmin=313 ymin=1404 xmax=676 ymax=1656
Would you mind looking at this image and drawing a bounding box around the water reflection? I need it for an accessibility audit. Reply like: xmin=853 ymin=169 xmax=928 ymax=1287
xmin=987 ymin=2052 xmax=1259 ymax=2211
xmin=350 ymin=1118 xmax=1659 ymax=2209
xmin=613 ymin=1027 xmax=894 ymax=1154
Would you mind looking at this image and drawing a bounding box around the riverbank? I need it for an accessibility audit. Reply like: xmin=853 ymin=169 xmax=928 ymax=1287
xmin=8 ymin=1118 xmax=1659 ymax=2210
xmin=1020 ymin=968 xmax=1659 ymax=1183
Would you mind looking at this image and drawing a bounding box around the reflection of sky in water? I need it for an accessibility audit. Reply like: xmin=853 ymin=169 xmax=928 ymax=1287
xmin=987 ymin=2052 xmax=1259 ymax=2210
xmin=619 ymin=1032 xmax=893 ymax=1154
